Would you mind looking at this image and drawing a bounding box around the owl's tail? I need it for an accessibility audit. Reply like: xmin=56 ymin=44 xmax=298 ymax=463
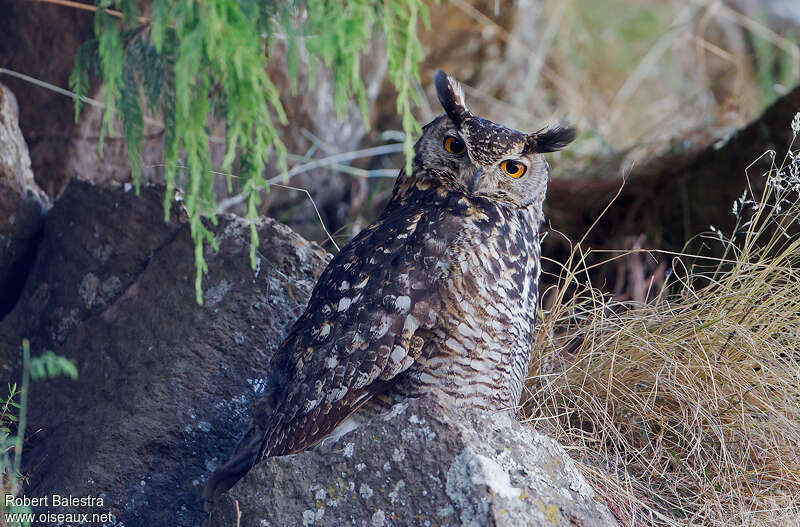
xmin=202 ymin=430 xmax=262 ymax=512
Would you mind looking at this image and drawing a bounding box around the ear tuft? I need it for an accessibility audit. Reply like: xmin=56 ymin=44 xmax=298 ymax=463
xmin=434 ymin=69 xmax=470 ymax=128
xmin=526 ymin=126 xmax=577 ymax=153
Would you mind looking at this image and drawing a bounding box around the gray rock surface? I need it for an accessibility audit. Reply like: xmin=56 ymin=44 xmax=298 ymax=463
xmin=204 ymin=394 xmax=619 ymax=527
xmin=0 ymin=83 xmax=50 ymax=317
xmin=0 ymin=180 xmax=618 ymax=527
xmin=0 ymin=83 xmax=49 ymax=208
xmin=0 ymin=180 xmax=330 ymax=527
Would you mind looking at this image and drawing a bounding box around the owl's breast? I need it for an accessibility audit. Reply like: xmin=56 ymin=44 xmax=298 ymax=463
xmin=446 ymin=204 xmax=540 ymax=320
xmin=404 ymin=201 xmax=542 ymax=409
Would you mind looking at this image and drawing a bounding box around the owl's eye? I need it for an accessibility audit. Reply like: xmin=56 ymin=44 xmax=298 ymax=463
xmin=500 ymin=160 xmax=526 ymax=178
xmin=443 ymin=136 xmax=466 ymax=155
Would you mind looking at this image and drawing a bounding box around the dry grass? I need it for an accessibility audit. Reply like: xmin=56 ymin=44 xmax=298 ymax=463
xmin=522 ymin=119 xmax=800 ymax=526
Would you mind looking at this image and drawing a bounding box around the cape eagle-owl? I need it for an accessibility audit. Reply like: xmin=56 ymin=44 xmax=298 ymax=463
xmin=204 ymin=70 xmax=576 ymax=506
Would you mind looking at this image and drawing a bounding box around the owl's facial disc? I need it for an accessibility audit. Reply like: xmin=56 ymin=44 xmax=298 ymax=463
xmin=421 ymin=70 xmax=576 ymax=207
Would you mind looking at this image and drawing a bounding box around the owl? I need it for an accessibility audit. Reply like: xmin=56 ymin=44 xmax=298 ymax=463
xmin=204 ymin=70 xmax=575 ymax=507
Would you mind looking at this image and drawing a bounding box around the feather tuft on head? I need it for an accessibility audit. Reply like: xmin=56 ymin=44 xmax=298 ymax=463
xmin=524 ymin=126 xmax=577 ymax=154
xmin=434 ymin=69 xmax=471 ymax=128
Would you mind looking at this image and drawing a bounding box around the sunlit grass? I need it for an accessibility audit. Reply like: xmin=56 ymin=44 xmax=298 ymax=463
xmin=433 ymin=0 xmax=799 ymax=176
xmin=524 ymin=117 xmax=800 ymax=526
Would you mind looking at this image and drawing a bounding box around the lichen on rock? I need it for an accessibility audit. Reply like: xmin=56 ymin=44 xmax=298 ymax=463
xmin=204 ymin=394 xmax=619 ymax=527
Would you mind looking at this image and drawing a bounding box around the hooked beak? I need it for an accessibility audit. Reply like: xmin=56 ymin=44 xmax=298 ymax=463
xmin=467 ymin=167 xmax=483 ymax=193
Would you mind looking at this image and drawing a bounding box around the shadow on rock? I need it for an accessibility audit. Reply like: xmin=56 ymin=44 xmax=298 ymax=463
xmin=0 ymin=180 xmax=329 ymax=527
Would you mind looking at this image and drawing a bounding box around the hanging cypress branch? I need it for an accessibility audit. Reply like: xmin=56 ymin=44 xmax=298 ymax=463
xmin=383 ymin=0 xmax=429 ymax=174
xmin=70 ymin=0 xmax=429 ymax=304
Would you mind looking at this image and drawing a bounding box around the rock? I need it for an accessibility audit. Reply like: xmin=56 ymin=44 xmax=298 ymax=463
xmin=0 ymin=180 xmax=330 ymax=527
xmin=0 ymin=0 xmax=94 ymax=198
xmin=540 ymin=83 xmax=800 ymax=294
xmin=204 ymin=394 xmax=619 ymax=527
xmin=0 ymin=181 xmax=179 ymax=354
xmin=0 ymin=84 xmax=48 ymax=208
xmin=0 ymin=83 xmax=50 ymax=318
xmin=1 ymin=180 xmax=617 ymax=527
xmin=66 ymin=88 xmax=230 ymax=195
xmin=256 ymin=42 xmax=388 ymax=243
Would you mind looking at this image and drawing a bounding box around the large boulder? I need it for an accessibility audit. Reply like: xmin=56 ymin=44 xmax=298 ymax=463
xmin=1 ymin=181 xmax=617 ymax=527
xmin=204 ymin=394 xmax=619 ymax=527
xmin=0 ymin=180 xmax=330 ymax=527
xmin=0 ymin=83 xmax=50 ymax=318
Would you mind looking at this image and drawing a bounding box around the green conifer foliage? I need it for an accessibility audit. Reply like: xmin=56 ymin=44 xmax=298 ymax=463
xmin=70 ymin=0 xmax=429 ymax=304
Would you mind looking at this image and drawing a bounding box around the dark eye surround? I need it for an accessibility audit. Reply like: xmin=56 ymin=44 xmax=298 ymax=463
xmin=500 ymin=160 xmax=527 ymax=179
xmin=443 ymin=136 xmax=466 ymax=156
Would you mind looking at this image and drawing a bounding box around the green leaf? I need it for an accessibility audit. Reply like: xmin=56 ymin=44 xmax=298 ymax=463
xmin=69 ymin=0 xmax=426 ymax=303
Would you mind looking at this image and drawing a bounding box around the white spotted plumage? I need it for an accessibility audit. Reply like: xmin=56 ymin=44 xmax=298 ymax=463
xmin=203 ymin=70 xmax=575 ymax=508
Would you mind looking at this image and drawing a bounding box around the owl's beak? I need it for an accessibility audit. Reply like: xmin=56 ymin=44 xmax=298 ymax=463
xmin=467 ymin=167 xmax=483 ymax=193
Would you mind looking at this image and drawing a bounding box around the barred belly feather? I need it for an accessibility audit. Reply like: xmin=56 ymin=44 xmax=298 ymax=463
xmin=395 ymin=203 xmax=541 ymax=410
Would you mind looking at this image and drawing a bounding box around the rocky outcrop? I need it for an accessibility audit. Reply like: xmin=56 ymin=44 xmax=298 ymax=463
xmin=0 ymin=83 xmax=50 ymax=318
xmin=204 ymin=394 xmax=618 ymax=527
xmin=0 ymin=84 xmax=48 ymax=208
xmin=0 ymin=0 xmax=94 ymax=198
xmin=540 ymin=82 xmax=800 ymax=295
xmin=2 ymin=180 xmax=617 ymax=527
xmin=0 ymin=180 xmax=330 ymax=527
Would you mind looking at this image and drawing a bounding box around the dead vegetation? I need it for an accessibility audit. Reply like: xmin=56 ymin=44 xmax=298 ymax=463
xmin=422 ymin=0 xmax=799 ymax=167
xmin=524 ymin=119 xmax=800 ymax=526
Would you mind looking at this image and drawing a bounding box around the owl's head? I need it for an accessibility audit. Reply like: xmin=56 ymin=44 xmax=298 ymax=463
xmin=412 ymin=70 xmax=576 ymax=208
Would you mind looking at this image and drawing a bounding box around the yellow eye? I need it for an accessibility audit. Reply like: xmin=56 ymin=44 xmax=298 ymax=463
xmin=500 ymin=160 xmax=526 ymax=178
xmin=443 ymin=136 xmax=466 ymax=155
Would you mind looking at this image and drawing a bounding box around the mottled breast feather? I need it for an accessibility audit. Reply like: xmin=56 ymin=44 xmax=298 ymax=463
xmin=388 ymin=184 xmax=542 ymax=410
xmin=255 ymin=174 xmax=477 ymax=458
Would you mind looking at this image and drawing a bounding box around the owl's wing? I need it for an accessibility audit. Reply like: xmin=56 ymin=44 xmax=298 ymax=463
xmin=261 ymin=203 xmax=458 ymax=457
xmin=204 ymin=199 xmax=460 ymax=506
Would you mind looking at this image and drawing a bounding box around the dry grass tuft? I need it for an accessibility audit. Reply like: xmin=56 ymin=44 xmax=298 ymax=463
xmin=524 ymin=118 xmax=800 ymax=526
